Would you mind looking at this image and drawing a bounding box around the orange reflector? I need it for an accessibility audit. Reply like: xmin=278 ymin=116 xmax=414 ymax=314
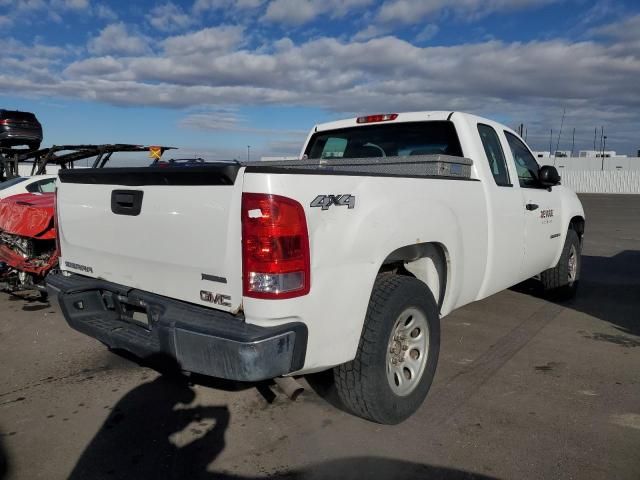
xmin=149 ymin=146 xmax=163 ymax=159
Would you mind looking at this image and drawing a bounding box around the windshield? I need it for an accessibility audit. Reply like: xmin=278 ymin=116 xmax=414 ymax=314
xmin=305 ymin=121 xmax=463 ymax=159
xmin=0 ymin=177 xmax=27 ymax=190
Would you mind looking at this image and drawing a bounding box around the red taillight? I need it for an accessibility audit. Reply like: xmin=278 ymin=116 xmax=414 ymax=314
xmin=0 ymin=119 xmax=10 ymax=125
xmin=242 ymin=193 xmax=310 ymax=299
xmin=356 ymin=113 xmax=398 ymax=124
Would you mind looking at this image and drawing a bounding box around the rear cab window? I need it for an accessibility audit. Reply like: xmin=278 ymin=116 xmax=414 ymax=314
xmin=477 ymin=124 xmax=510 ymax=186
xmin=305 ymin=121 xmax=464 ymax=160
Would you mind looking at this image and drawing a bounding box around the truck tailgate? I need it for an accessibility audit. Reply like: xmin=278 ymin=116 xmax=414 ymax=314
xmin=56 ymin=166 xmax=243 ymax=313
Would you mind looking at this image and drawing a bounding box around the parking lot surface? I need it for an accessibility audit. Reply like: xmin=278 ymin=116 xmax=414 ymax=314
xmin=1 ymin=194 xmax=639 ymax=479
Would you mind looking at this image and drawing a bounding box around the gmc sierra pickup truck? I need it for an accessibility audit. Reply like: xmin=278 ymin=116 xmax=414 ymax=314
xmin=47 ymin=112 xmax=585 ymax=424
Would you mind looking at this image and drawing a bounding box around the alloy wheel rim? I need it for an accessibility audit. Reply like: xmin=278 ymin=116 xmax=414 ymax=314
xmin=386 ymin=307 xmax=429 ymax=397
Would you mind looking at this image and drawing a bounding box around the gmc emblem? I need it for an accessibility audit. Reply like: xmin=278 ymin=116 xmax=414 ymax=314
xmin=200 ymin=290 xmax=232 ymax=307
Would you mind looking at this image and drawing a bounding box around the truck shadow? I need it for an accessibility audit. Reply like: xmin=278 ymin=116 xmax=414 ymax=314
xmin=514 ymin=251 xmax=640 ymax=337
xmin=68 ymin=362 xmax=230 ymax=479
xmin=67 ymin=356 xmax=495 ymax=480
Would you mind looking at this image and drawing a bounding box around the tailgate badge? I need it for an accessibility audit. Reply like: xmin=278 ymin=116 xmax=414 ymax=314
xmin=64 ymin=261 xmax=94 ymax=274
xmin=200 ymin=290 xmax=232 ymax=307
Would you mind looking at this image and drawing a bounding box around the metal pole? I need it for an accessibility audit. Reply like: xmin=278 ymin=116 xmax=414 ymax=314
xmin=602 ymin=135 xmax=607 ymax=171
xmin=571 ymin=128 xmax=575 ymax=157
xmin=554 ymin=108 xmax=565 ymax=157
xmin=247 ymin=145 xmax=251 ymax=162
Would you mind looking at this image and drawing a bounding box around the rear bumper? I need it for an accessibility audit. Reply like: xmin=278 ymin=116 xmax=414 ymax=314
xmin=0 ymin=131 xmax=42 ymax=142
xmin=46 ymin=273 xmax=307 ymax=382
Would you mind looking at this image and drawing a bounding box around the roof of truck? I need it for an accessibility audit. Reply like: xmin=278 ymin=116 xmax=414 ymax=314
xmin=313 ymin=111 xmax=455 ymax=133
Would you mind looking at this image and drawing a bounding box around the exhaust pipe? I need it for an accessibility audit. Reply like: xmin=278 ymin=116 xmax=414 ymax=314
xmin=274 ymin=376 xmax=304 ymax=401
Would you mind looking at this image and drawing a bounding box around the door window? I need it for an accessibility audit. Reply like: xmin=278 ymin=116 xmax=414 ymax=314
xmin=478 ymin=124 xmax=510 ymax=186
xmin=504 ymin=132 xmax=540 ymax=188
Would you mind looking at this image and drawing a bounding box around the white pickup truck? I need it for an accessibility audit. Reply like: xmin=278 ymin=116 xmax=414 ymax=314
xmin=48 ymin=111 xmax=585 ymax=424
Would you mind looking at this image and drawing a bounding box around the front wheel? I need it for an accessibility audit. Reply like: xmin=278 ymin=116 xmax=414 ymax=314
xmin=334 ymin=274 xmax=440 ymax=424
xmin=540 ymin=229 xmax=581 ymax=300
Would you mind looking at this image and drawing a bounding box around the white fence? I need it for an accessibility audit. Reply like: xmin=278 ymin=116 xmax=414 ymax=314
xmin=542 ymin=156 xmax=640 ymax=172
xmin=539 ymin=157 xmax=640 ymax=194
xmin=559 ymin=170 xmax=640 ymax=194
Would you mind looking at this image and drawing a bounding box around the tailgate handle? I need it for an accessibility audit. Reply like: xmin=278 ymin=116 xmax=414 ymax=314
xmin=111 ymin=190 xmax=144 ymax=216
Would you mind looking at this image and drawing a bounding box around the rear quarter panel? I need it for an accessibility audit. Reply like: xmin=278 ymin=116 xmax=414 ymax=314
xmin=242 ymin=171 xmax=487 ymax=372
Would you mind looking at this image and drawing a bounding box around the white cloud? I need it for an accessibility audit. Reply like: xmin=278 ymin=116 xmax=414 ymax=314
xmin=193 ymin=0 xmax=265 ymax=12
xmin=377 ymin=0 xmax=558 ymax=25
xmin=49 ymin=0 xmax=90 ymax=11
xmin=162 ymin=25 xmax=245 ymax=55
xmin=263 ymin=0 xmax=373 ymax=25
xmin=352 ymin=25 xmax=390 ymax=41
xmin=262 ymin=0 xmax=317 ymax=25
xmin=147 ymin=2 xmax=193 ymax=32
xmin=415 ymin=23 xmax=439 ymax=42
xmin=87 ymin=23 xmax=150 ymax=55
xmin=57 ymin=0 xmax=89 ymax=9
xmin=94 ymin=3 xmax=117 ymax=20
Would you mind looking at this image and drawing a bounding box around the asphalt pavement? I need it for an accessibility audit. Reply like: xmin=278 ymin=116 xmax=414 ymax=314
xmin=0 ymin=194 xmax=638 ymax=479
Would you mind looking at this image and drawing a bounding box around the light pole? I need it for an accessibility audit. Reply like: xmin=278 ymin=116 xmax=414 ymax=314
xmin=601 ymin=136 xmax=607 ymax=171
xmin=247 ymin=145 xmax=251 ymax=162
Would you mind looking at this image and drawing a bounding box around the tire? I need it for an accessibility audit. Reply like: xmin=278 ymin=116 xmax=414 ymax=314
xmin=29 ymin=142 xmax=41 ymax=151
xmin=334 ymin=274 xmax=440 ymax=424
xmin=540 ymin=229 xmax=581 ymax=300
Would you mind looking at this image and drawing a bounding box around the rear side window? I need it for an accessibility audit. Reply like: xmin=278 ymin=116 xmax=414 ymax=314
xmin=478 ymin=124 xmax=510 ymax=186
xmin=504 ymin=131 xmax=540 ymax=188
xmin=305 ymin=121 xmax=463 ymax=159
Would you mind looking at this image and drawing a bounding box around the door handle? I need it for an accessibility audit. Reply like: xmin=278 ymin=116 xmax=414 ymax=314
xmin=526 ymin=203 xmax=539 ymax=211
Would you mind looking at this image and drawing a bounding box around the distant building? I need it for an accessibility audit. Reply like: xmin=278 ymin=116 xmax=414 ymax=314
xmin=553 ymin=150 xmax=571 ymax=158
xmin=578 ymin=150 xmax=618 ymax=158
xmin=533 ymin=151 xmax=551 ymax=159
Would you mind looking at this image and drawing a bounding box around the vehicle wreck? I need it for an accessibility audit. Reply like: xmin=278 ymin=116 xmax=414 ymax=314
xmin=0 ymin=192 xmax=56 ymax=293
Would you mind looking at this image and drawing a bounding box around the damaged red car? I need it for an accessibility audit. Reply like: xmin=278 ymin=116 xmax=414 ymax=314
xmin=0 ymin=192 xmax=56 ymax=294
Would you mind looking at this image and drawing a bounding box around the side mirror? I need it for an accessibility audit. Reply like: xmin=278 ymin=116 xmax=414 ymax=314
xmin=539 ymin=165 xmax=561 ymax=188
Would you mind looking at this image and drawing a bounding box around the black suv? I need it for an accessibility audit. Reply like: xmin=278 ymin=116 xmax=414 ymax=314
xmin=0 ymin=109 xmax=42 ymax=150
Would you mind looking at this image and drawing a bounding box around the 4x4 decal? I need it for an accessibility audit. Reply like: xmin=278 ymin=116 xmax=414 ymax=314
xmin=310 ymin=194 xmax=356 ymax=210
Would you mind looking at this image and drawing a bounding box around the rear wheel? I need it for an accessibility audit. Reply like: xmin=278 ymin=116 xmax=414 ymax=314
xmin=540 ymin=229 xmax=581 ymax=299
xmin=334 ymin=274 xmax=440 ymax=424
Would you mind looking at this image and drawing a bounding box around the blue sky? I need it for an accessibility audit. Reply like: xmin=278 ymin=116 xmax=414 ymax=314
xmin=1 ymin=0 xmax=639 ymax=159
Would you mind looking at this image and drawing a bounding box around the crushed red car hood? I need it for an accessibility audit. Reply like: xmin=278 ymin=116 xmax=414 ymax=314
xmin=0 ymin=192 xmax=55 ymax=239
